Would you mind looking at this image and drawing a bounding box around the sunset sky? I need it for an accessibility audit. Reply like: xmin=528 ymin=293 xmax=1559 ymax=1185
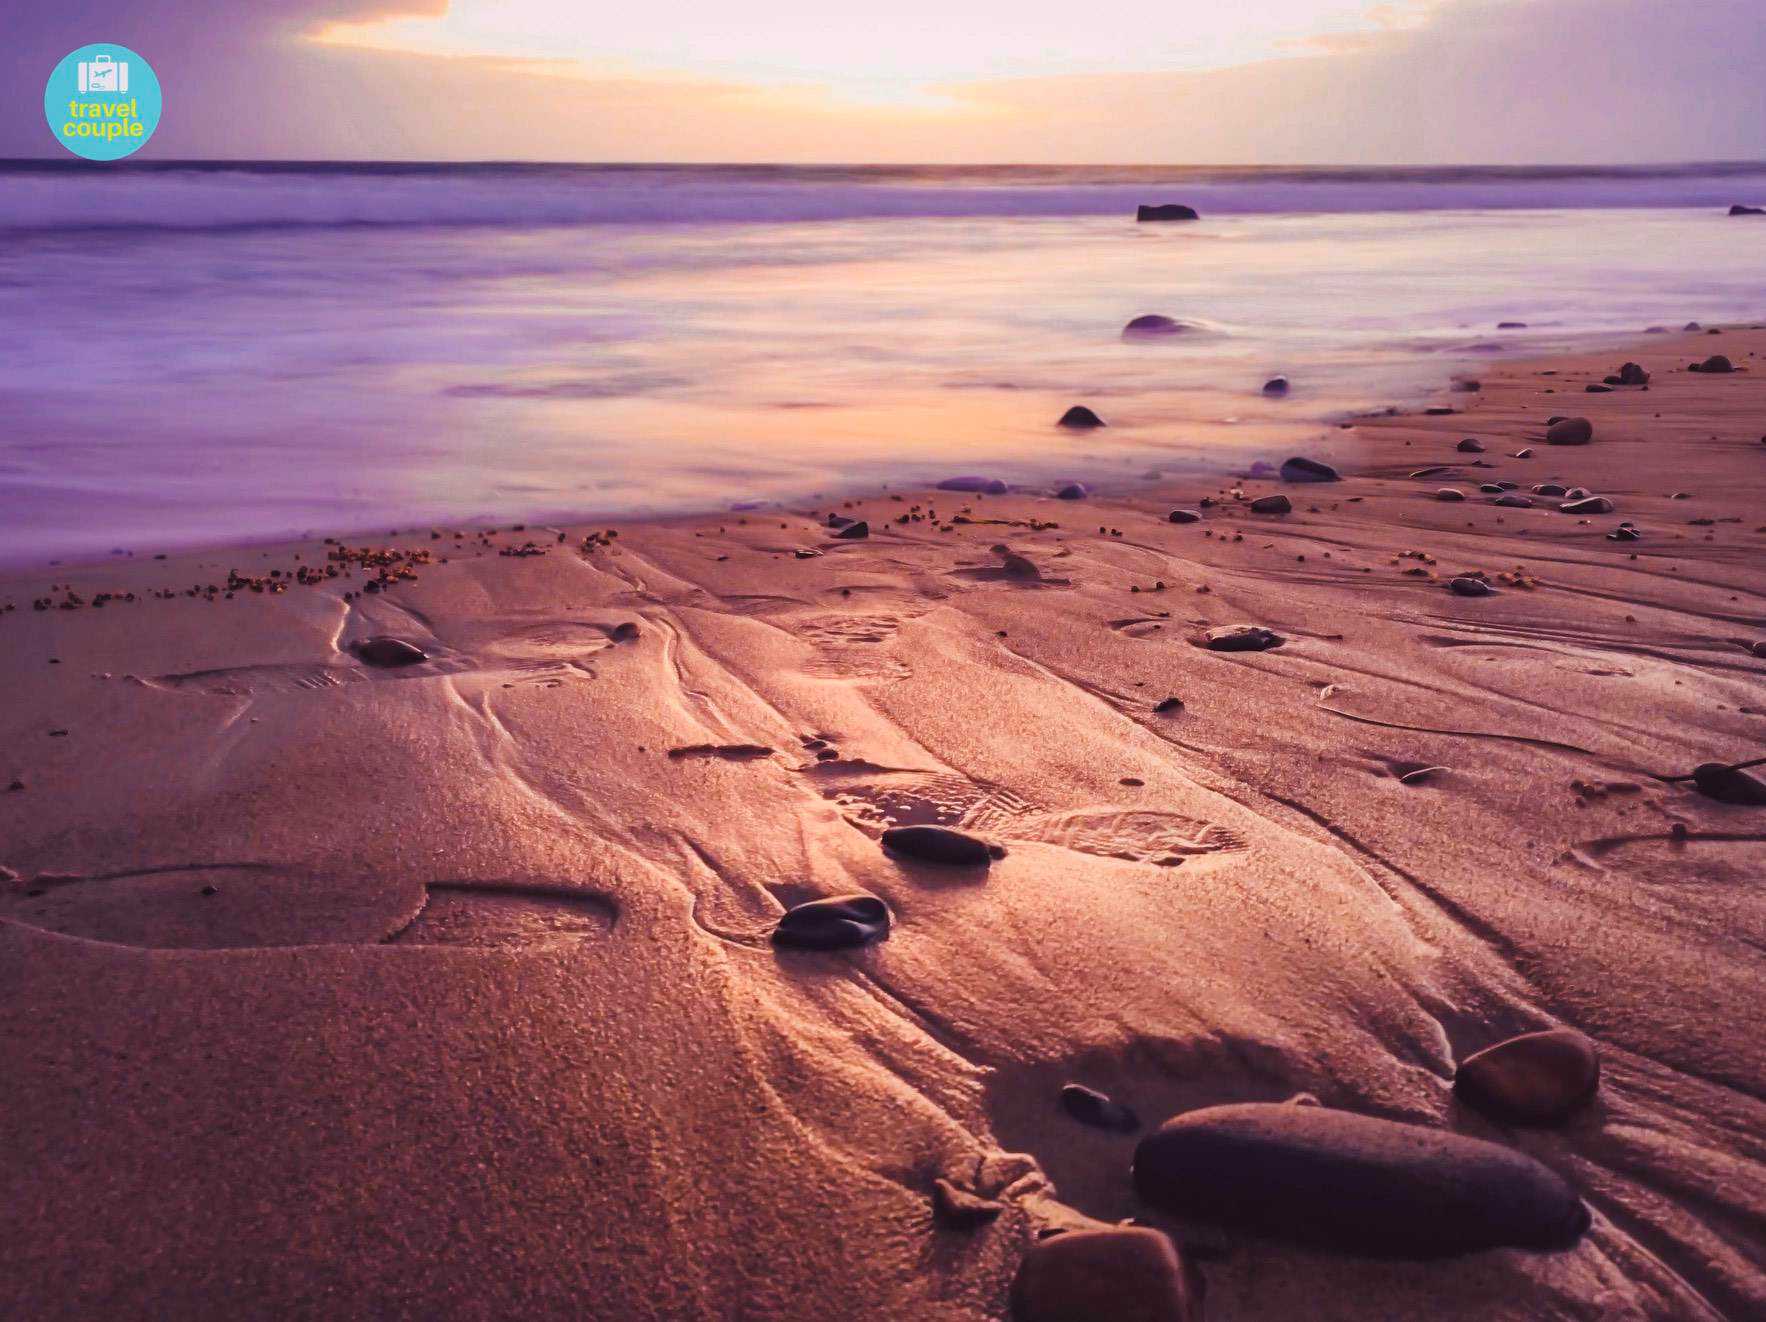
xmin=6 ymin=0 xmax=1764 ymax=162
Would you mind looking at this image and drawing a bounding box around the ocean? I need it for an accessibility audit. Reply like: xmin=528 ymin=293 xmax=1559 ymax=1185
xmin=2 ymin=159 xmax=1764 ymax=566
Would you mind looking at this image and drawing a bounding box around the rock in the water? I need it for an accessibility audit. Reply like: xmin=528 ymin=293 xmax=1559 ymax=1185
xmin=1249 ymin=494 xmax=1292 ymax=514
xmin=1449 ymin=576 xmax=1495 ymax=597
xmin=1436 ymin=488 xmax=1466 ymax=502
xmin=1123 ymin=314 xmax=1187 ymax=338
xmin=1456 ymin=438 xmax=1485 ymax=453
xmin=772 ymin=894 xmax=891 ymax=950
xmin=1690 ymin=354 xmax=1734 ymax=374
xmin=1131 ymin=1102 xmax=1591 ymax=1257
xmin=1061 ymin=1083 xmax=1141 ymax=1133
xmin=1454 ymin=1029 xmax=1600 ymax=1126
xmin=1201 ymin=624 xmax=1284 ymax=652
xmin=352 ymin=637 xmax=427 ymax=667
xmin=1691 ymin=763 xmax=1766 ymax=805
xmin=1055 ymin=483 xmax=1087 ymax=501
xmin=1010 ymin=1227 xmax=1199 ymax=1322
xmin=1136 ymin=204 xmax=1200 ymax=222
xmin=1263 ymin=376 xmax=1291 ymax=396
xmin=882 ymin=824 xmax=996 ymax=866
xmin=1168 ymin=509 xmax=1202 ymax=524
xmin=1058 ymin=405 xmax=1106 ymax=429
xmin=1730 ymin=204 xmax=1766 ymax=216
xmin=833 ymin=520 xmax=870 ymax=540
xmin=1546 ymin=417 xmax=1594 ymax=446
xmin=1279 ymin=457 xmax=1337 ymax=483
xmin=1617 ymin=362 xmax=1649 ymax=385
xmin=938 ymin=476 xmax=1008 ymax=494
xmin=1560 ymin=496 xmax=1614 ymax=515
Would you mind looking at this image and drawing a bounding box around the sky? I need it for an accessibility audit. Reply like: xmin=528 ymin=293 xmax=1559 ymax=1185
xmin=5 ymin=0 xmax=1765 ymax=163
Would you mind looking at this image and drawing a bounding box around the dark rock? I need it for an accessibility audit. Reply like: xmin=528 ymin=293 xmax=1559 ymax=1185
xmin=1454 ymin=1029 xmax=1600 ymax=1126
xmin=1435 ymin=488 xmax=1466 ymax=502
xmin=1546 ymin=417 xmax=1594 ymax=446
xmin=1513 ymin=447 xmax=1535 ymax=458
xmin=998 ymin=551 xmax=1042 ymax=580
xmin=1617 ymin=362 xmax=1649 ymax=385
xmin=1055 ymin=483 xmax=1087 ymax=501
xmin=1058 ymin=406 xmax=1106 ymax=429
xmin=1691 ymin=763 xmax=1766 ymax=805
xmin=1690 ymin=354 xmax=1734 ymax=374
xmin=1263 ymin=376 xmax=1291 ymax=396
xmin=1684 ymin=322 xmax=1702 ymax=332
xmin=1010 ymin=1227 xmax=1199 ymax=1322
xmin=833 ymin=520 xmax=870 ymax=540
xmin=938 ymin=476 xmax=1008 ymax=494
xmin=1201 ymin=624 xmax=1284 ymax=652
xmin=1167 ymin=509 xmax=1202 ymax=524
xmin=1409 ymin=466 xmax=1454 ymax=478
xmin=1449 ymin=576 xmax=1494 ymax=597
xmin=611 ymin=621 xmax=642 ymax=641
xmin=1153 ymin=697 xmax=1184 ymax=714
xmin=352 ymin=637 xmax=427 ymax=667
xmin=1456 ymin=438 xmax=1485 ymax=453
xmin=1123 ymin=314 xmax=1187 ymax=338
xmin=1563 ymin=486 xmax=1590 ymax=500
xmin=1730 ymin=204 xmax=1766 ymax=216
xmin=1608 ymin=525 xmax=1642 ymax=541
xmin=1061 ymin=1083 xmax=1141 ymax=1132
xmin=1249 ymin=495 xmax=1292 ymax=514
xmin=882 ymin=824 xmax=996 ymax=866
xmin=1131 ymin=1102 xmax=1591 ymax=1257
xmin=1532 ymin=483 xmax=1568 ymax=497
xmin=1497 ymin=321 xmax=1528 ymax=329
xmin=1493 ymin=494 xmax=1533 ymax=508
xmin=773 ymin=893 xmax=891 ymax=950
xmin=1560 ymin=496 xmax=1614 ymax=515
xmin=1585 ymin=384 xmax=1613 ymax=393
xmin=1279 ymin=457 xmax=1337 ymax=483
xmin=1136 ymin=204 xmax=1200 ymax=222
xmin=1423 ymin=406 xmax=1456 ymax=416
xmin=1452 ymin=378 xmax=1481 ymax=392
xmin=1479 ymin=483 xmax=1506 ymax=494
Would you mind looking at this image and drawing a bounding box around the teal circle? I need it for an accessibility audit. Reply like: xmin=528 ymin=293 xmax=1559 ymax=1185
xmin=44 ymin=44 xmax=162 ymax=161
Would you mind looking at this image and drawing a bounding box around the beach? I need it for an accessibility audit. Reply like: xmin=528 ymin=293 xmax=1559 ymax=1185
xmin=2 ymin=324 xmax=1762 ymax=1319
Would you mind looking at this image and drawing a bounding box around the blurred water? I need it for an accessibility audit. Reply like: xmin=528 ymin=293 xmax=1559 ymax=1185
xmin=1 ymin=162 xmax=1764 ymax=565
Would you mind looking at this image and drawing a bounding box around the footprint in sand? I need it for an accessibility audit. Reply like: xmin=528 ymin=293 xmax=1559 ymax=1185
xmin=794 ymin=612 xmax=914 ymax=679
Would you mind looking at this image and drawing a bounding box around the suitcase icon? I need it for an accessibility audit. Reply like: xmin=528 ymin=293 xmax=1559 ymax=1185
xmin=78 ymin=54 xmax=129 ymax=94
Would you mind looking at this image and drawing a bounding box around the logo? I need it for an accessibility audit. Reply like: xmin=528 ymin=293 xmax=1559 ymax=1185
xmin=45 ymin=43 xmax=162 ymax=160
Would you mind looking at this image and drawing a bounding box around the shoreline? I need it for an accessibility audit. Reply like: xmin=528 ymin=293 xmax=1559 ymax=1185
xmin=3 ymin=324 xmax=1763 ymax=1320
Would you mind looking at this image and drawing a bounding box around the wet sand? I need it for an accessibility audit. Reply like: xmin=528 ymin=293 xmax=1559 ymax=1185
xmin=2 ymin=328 xmax=1763 ymax=1319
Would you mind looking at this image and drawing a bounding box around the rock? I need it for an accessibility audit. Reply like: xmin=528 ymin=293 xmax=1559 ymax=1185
xmin=1730 ymin=204 xmax=1766 ymax=216
xmin=1513 ymin=447 xmax=1534 ymax=458
xmin=1279 ymin=457 xmax=1337 ymax=483
xmin=1409 ymin=466 xmax=1455 ymax=479
xmin=1564 ymin=486 xmax=1590 ymax=500
xmin=352 ymin=637 xmax=427 ymax=667
xmin=882 ymin=824 xmax=996 ymax=866
xmin=1497 ymin=321 xmax=1528 ymax=329
xmin=1691 ymin=763 xmax=1766 ymax=805
xmin=1449 ymin=576 xmax=1494 ymax=597
xmin=1608 ymin=525 xmax=1642 ymax=541
xmin=1617 ymin=362 xmax=1649 ymax=385
xmin=1479 ymin=483 xmax=1506 ymax=494
xmin=1249 ymin=495 xmax=1292 ymax=514
xmin=1435 ymin=488 xmax=1466 ymax=502
xmin=1452 ymin=378 xmax=1481 ymax=392
xmin=932 ymin=1178 xmax=1002 ymax=1229
xmin=938 ymin=476 xmax=1008 ymax=494
xmin=1058 ymin=405 xmax=1106 ymax=429
xmin=1454 ymin=1029 xmax=1600 ymax=1126
xmin=1061 ymin=1083 xmax=1141 ymax=1133
xmin=833 ymin=520 xmax=870 ymax=540
xmin=1690 ymin=354 xmax=1734 ymax=374
xmin=1493 ymin=494 xmax=1533 ymax=508
xmin=610 ymin=621 xmax=642 ymax=642
xmin=1123 ymin=314 xmax=1187 ymax=338
xmin=1560 ymin=496 xmax=1614 ymax=515
xmin=1153 ymin=696 xmax=1184 ymax=714
xmin=1010 ymin=1227 xmax=1199 ymax=1322
xmin=1168 ymin=509 xmax=1202 ymax=524
xmin=1136 ymin=204 xmax=1200 ymax=222
xmin=1131 ymin=1102 xmax=1591 ymax=1257
xmin=1585 ymin=384 xmax=1613 ymax=393
xmin=1201 ymin=624 xmax=1284 ymax=652
xmin=1055 ymin=483 xmax=1087 ymax=501
xmin=1456 ymin=438 xmax=1485 ymax=453
xmin=1263 ymin=376 xmax=1291 ymax=396
xmin=999 ymin=551 xmax=1042 ymax=580
xmin=772 ymin=894 xmax=891 ymax=950
xmin=1423 ymin=406 xmax=1456 ymax=416
xmin=1532 ymin=483 xmax=1568 ymax=497
xmin=1546 ymin=417 xmax=1594 ymax=446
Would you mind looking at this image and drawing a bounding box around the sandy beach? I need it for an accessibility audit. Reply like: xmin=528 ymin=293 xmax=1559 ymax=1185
xmin=2 ymin=326 xmax=1763 ymax=1319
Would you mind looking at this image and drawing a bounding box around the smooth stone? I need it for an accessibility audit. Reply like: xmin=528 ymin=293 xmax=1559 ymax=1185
xmin=1449 ymin=576 xmax=1495 ymax=597
xmin=1497 ymin=321 xmax=1528 ymax=329
xmin=1060 ymin=1083 xmax=1141 ymax=1133
xmin=1730 ymin=204 xmax=1766 ymax=216
xmin=1564 ymin=486 xmax=1590 ymax=500
xmin=1454 ymin=1029 xmax=1600 ymax=1126
xmin=1493 ymin=494 xmax=1533 ymax=508
xmin=772 ymin=894 xmax=891 ymax=950
xmin=352 ymin=637 xmax=427 ymax=667
xmin=1435 ymin=488 xmax=1466 ymax=502
xmin=1617 ymin=362 xmax=1650 ymax=385
xmin=1058 ymin=405 xmax=1106 ymax=429
xmin=1249 ymin=494 xmax=1292 ymax=514
xmin=1479 ymin=483 xmax=1506 ymax=494
xmin=1546 ymin=417 xmax=1594 ymax=446
xmin=1055 ymin=483 xmax=1088 ymax=500
xmin=833 ymin=520 xmax=870 ymax=540
xmin=1279 ymin=457 xmax=1338 ymax=483
xmin=1560 ymin=496 xmax=1614 ymax=514
xmin=1202 ymin=624 xmax=1284 ymax=652
xmin=610 ymin=621 xmax=642 ymax=642
xmin=1136 ymin=204 xmax=1200 ymax=222
xmin=1532 ymin=483 xmax=1569 ymax=497
xmin=1263 ymin=376 xmax=1291 ymax=396
xmin=938 ymin=476 xmax=1008 ymax=494
xmin=1123 ymin=314 xmax=1186 ymax=338
xmin=1585 ymin=384 xmax=1613 ymax=393
xmin=1131 ymin=1102 xmax=1591 ymax=1257
xmin=1691 ymin=763 xmax=1766 ymax=805
xmin=881 ymin=824 xmax=995 ymax=866
xmin=1010 ymin=1228 xmax=1199 ymax=1322
xmin=1167 ymin=509 xmax=1202 ymax=524
xmin=1608 ymin=526 xmax=1642 ymax=541
xmin=1456 ymin=438 xmax=1485 ymax=453
xmin=1691 ymin=354 xmax=1734 ymax=374
xmin=1513 ymin=447 xmax=1535 ymax=457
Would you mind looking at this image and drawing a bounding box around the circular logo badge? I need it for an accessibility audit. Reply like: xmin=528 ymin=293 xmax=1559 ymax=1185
xmin=45 ymin=44 xmax=162 ymax=161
